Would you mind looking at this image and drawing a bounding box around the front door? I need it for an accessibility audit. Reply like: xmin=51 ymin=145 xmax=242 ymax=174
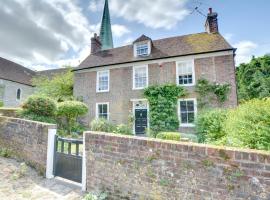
xmin=135 ymin=109 xmax=147 ymax=135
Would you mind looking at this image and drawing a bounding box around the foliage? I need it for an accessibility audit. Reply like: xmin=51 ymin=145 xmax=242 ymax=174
xmin=20 ymin=96 xmax=57 ymax=123
xmin=0 ymin=101 xmax=3 ymax=107
xmin=180 ymin=133 xmax=198 ymax=142
xmin=57 ymin=101 xmax=88 ymax=134
xmin=113 ymin=124 xmax=133 ymax=135
xmin=195 ymin=109 xmax=228 ymax=143
xmin=90 ymin=118 xmax=115 ymax=133
xmin=219 ymin=98 xmax=270 ymax=150
xmin=0 ymin=148 xmax=12 ymax=158
xmin=156 ymin=132 xmax=181 ymax=141
xmin=195 ymin=79 xmax=231 ymax=108
xmin=144 ymin=84 xmax=186 ymax=137
xmin=32 ymin=68 xmax=74 ymax=102
xmin=83 ymin=192 xmax=108 ymax=200
xmin=236 ymin=55 xmax=270 ymax=102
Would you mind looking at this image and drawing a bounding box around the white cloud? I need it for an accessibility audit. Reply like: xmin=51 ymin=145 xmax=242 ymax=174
xmin=224 ymin=33 xmax=233 ymax=41
xmin=0 ymin=0 xmax=92 ymax=69
xmin=90 ymin=23 xmax=130 ymax=38
xmin=234 ymin=41 xmax=258 ymax=65
xmin=90 ymin=0 xmax=190 ymax=29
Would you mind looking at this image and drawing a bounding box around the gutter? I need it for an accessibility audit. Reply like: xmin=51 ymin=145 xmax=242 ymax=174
xmin=73 ymin=48 xmax=235 ymax=72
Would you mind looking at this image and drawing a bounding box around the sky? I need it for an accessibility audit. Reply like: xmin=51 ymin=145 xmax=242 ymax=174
xmin=0 ymin=0 xmax=269 ymax=71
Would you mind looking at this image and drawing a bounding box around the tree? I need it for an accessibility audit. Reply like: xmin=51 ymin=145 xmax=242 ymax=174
xmin=32 ymin=68 xmax=74 ymax=102
xmin=236 ymin=55 xmax=270 ymax=102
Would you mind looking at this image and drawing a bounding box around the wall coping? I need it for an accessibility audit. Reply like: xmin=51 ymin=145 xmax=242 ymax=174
xmin=0 ymin=115 xmax=57 ymax=128
xmin=84 ymin=131 xmax=270 ymax=156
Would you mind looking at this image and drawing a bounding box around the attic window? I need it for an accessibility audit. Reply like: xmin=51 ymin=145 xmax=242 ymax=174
xmin=136 ymin=43 xmax=149 ymax=56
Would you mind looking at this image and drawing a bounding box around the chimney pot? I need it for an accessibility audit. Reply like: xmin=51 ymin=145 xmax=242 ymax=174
xmin=91 ymin=33 xmax=101 ymax=54
xmin=209 ymin=8 xmax=212 ymax=14
xmin=205 ymin=8 xmax=218 ymax=33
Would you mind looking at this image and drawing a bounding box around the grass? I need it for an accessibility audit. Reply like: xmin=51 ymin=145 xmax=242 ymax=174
xmin=56 ymin=142 xmax=83 ymax=155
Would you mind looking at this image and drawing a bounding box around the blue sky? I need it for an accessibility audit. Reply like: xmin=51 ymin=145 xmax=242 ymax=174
xmin=0 ymin=0 xmax=269 ymax=70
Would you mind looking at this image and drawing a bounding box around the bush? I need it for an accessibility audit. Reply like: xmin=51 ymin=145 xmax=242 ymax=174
xmin=156 ymin=132 xmax=181 ymax=141
xmin=0 ymin=101 xmax=3 ymax=107
xmin=181 ymin=133 xmax=198 ymax=142
xmin=19 ymin=113 xmax=56 ymax=124
xmin=196 ymin=109 xmax=227 ymax=143
xmin=90 ymin=119 xmax=115 ymax=133
xmin=113 ymin=124 xmax=133 ymax=135
xmin=57 ymin=101 xmax=88 ymax=134
xmin=22 ymin=96 xmax=56 ymax=117
xmin=220 ymin=98 xmax=270 ymax=150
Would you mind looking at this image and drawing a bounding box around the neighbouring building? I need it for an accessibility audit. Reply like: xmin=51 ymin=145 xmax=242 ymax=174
xmin=73 ymin=2 xmax=238 ymax=134
xmin=0 ymin=57 xmax=35 ymax=107
xmin=0 ymin=57 xmax=71 ymax=107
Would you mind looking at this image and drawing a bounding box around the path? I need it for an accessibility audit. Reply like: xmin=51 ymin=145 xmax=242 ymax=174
xmin=0 ymin=156 xmax=83 ymax=200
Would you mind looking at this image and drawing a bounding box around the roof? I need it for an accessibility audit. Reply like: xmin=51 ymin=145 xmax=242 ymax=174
xmin=133 ymin=34 xmax=152 ymax=43
xmin=0 ymin=57 xmax=35 ymax=86
xmin=74 ymin=32 xmax=234 ymax=71
xmin=36 ymin=67 xmax=72 ymax=78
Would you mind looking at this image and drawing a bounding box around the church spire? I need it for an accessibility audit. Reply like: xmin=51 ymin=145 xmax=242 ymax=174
xmin=99 ymin=0 xmax=113 ymax=50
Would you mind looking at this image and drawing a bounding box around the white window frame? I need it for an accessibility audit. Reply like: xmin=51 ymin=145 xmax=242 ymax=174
xmin=134 ymin=41 xmax=151 ymax=57
xmin=178 ymin=98 xmax=197 ymax=127
xmin=176 ymin=60 xmax=195 ymax=86
xmin=96 ymin=70 xmax=110 ymax=93
xmin=132 ymin=65 xmax=148 ymax=90
xmin=96 ymin=102 xmax=109 ymax=120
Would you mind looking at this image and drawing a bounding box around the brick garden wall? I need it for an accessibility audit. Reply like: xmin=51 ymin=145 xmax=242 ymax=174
xmin=0 ymin=116 xmax=56 ymax=174
xmin=85 ymin=132 xmax=270 ymax=200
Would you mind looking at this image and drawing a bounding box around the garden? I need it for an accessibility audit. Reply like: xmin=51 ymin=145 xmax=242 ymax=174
xmin=5 ymin=55 xmax=270 ymax=151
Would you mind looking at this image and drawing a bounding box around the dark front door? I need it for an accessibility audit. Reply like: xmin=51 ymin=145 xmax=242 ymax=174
xmin=54 ymin=136 xmax=83 ymax=183
xmin=135 ymin=109 xmax=147 ymax=135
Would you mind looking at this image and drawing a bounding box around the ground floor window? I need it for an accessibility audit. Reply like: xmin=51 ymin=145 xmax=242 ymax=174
xmin=179 ymin=98 xmax=197 ymax=127
xmin=96 ymin=103 xmax=109 ymax=120
xmin=16 ymin=88 xmax=21 ymax=100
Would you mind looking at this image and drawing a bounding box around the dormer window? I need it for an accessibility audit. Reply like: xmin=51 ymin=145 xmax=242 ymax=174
xmin=136 ymin=43 xmax=149 ymax=56
xmin=133 ymin=35 xmax=152 ymax=57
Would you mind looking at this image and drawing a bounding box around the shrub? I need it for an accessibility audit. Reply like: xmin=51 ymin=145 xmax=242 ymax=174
xmin=90 ymin=119 xmax=115 ymax=133
xmin=113 ymin=124 xmax=133 ymax=135
xmin=0 ymin=101 xmax=3 ymax=107
xmin=18 ymin=113 xmax=56 ymax=124
xmin=181 ymin=133 xmax=198 ymax=142
xmin=196 ymin=109 xmax=227 ymax=143
xmin=156 ymin=132 xmax=181 ymax=141
xmin=57 ymin=101 xmax=88 ymax=134
xmin=22 ymin=96 xmax=56 ymax=117
xmin=220 ymin=98 xmax=270 ymax=150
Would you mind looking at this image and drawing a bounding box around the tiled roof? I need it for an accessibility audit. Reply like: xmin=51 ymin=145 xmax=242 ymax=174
xmin=0 ymin=57 xmax=35 ymax=86
xmin=74 ymin=32 xmax=234 ymax=71
xmin=133 ymin=34 xmax=152 ymax=43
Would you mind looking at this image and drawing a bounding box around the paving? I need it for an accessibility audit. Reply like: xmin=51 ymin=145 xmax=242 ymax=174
xmin=0 ymin=156 xmax=84 ymax=200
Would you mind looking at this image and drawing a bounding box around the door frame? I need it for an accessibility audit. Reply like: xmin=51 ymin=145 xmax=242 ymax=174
xmin=131 ymin=99 xmax=149 ymax=135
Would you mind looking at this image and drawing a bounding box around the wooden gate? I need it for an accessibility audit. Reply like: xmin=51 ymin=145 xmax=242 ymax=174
xmin=53 ymin=136 xmax=83 ymax=183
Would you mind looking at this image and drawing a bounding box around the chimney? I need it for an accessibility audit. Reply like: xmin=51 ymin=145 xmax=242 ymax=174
xmin=91 ymin=33 xmax=101 ymax=54
xmin=205 ymin=8 xmax=218 ymax=33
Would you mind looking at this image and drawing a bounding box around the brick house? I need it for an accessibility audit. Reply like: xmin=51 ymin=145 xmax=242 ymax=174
xmin=73 ymin=4 xmax=237 ymax=134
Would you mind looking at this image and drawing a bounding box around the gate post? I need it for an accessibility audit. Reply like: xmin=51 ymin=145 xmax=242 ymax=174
xmin=46 ymin=128 xmax=57 ymax=179
xmin=82 ymin=132 xmax=87 ymax=191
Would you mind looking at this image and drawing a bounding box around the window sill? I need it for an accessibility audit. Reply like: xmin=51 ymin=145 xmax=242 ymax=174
xmin=180 ymin=124 xmax=195 ymax=128
xmin=177 ymin=84 xmax=195 ymax=87
xmin=132 ymin=87 xmax=147 ymax=90
xmin=96 ymin=90 xmax=109 ymax=93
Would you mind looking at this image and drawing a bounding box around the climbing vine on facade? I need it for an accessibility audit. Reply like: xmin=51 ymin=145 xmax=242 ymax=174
xmin=144 ymin=84 xmax=186 ymax=137
xmin=195 ymin=79 xmax=231 ymax=108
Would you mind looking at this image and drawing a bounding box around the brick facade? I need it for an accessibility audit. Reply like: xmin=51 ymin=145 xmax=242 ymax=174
xmin=85 ymin=132 xmax=270 ymax=199
xmin=0 ymin=116 xmax=56 ymax=174
xmin=74 ymin=52 xmax=237 ymax=133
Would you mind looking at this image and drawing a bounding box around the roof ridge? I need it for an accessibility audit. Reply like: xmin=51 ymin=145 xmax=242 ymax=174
xmin=0 ymin=57 xmax=36 ymax=74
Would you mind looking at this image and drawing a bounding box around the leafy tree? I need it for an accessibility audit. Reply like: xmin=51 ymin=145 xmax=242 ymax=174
xmin=237 ymin=55 xmax=270 ymax=101
xmin=32 ymin=68 xmax=74 ymax=102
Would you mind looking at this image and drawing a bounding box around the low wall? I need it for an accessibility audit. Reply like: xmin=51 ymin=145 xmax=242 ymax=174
xmin=85 ymin=132 xmax=270 ymax=200
xmin=0 ymin=116 xmax=56 ymax=174
xmin=0 ymin=108 xmax=20 ymax=117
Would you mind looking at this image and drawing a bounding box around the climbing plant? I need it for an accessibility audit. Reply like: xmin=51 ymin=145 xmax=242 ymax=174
xmin=144 ymin=84 xmax=186 ymax=137
xmin=195 ymin=79 xmax=231 ymax=108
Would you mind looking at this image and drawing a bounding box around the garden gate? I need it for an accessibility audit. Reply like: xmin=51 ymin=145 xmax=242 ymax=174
xmin=53 ymin=136 xmax=83 ymax=183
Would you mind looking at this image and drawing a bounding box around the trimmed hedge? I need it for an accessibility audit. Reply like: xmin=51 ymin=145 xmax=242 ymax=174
xmin=156 ymin=132 xmax=181 ymax=141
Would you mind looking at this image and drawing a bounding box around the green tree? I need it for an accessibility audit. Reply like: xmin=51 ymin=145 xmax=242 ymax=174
xmin=237 ymin=55 xmax=270 ymax=102
xmin=32 ymin=68 xmax=74 ymax=102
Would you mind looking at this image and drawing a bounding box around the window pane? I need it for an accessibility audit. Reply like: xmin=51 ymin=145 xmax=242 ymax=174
xmin=98 ymin=104 xmax=108 ymax=120
xmin=137 ymin=44 xmax=148 ymax=56
xmin=188 ymin=113 xmax=195 ymax=123
xmin=180 ymin=100 xmax=195 ymax=124
xmin=180 ymin=101 xmax=187 ymax=112
xmin=177 ymin=61 xmax=193 ymax=85
xmin=134 ymin=67 xmax=147 ymax=88
xmin=181 ymin=113 xmax=188 ymax=123
xmin=98 ymin=71 xmax=109 ymax=91
xmin=187 ymin=101 xmax=194 ymax=111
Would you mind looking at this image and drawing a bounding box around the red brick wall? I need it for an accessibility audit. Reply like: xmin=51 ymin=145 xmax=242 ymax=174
xmin=85 ymin=132 xmax=270 ymax=199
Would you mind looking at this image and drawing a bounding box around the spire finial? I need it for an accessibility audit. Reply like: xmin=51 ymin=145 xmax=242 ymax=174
xmin=99 ymin=0 xmax=114 ymax=50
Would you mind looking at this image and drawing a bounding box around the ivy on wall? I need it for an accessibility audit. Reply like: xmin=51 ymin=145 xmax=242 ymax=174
xmin=144 ymin=84 xmax=186 ymax=136
xmin=195 ymin=79 xmax=231 ymax=108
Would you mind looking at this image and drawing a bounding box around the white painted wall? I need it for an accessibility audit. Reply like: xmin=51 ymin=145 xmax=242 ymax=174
xmin=46 ymin=128 xmax=57 ymax=179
